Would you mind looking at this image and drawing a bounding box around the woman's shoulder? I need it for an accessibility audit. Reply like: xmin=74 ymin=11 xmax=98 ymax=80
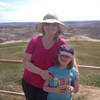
xmin=31 ymin=35 xmax=41 ymax=40
xmin=58 ymin=38 xmax=67 ymax=45
xmin=29 ymin=35 xmax=41 ymax=43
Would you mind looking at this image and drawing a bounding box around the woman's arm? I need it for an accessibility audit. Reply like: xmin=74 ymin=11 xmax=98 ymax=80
xmin=74 ymin=57 xmax=80 ymax=81
xmin=73 ymin=58 xmax=80 ymax=93
xmin=23 ymin=53 xmax=53 ymax=80
xmin=74 ymin=57 xmax=79 ymax=73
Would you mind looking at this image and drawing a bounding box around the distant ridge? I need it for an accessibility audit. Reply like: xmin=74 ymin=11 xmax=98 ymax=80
xmin=0 ymin=21 xmax=100 ymax=43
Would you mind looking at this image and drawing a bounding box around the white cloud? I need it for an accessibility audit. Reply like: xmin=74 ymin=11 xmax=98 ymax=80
xmin=0 ymin=1 xmax=10 ymax=6
xmin=17 ymin=0 xmax=100 ymax=21
xmin=0 ymin=0 xmax=100 ymax=22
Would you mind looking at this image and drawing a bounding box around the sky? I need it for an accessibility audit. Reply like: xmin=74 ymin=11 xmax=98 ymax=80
xmin=0 ymin=0 xmax=100 ymax=22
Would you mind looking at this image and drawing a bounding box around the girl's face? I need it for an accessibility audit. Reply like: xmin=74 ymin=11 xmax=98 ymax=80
xmin=43 ymin=23 xmax=59 ymax=36
xmin=58 ymin=54 xmax=72 ymax=68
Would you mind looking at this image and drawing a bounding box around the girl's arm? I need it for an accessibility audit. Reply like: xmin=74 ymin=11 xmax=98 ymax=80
xmin=43 ymin=80 xmax=56 ymax=93
xmin=23 ymin=53 xmax=52 ymax=80
xmin=73 ymin=78 xmax=80 ymax=93
xmin=43 ymin=80 xmax=66 ymax=94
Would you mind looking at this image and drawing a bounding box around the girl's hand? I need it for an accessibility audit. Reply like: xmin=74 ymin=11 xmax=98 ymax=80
xmin=40 ymin=70 xmax=53 ymax=80
xmin=67 ymin=85 xmax=74 ymax=92
xmin=54 ymin=87 xmax=67 ymax=94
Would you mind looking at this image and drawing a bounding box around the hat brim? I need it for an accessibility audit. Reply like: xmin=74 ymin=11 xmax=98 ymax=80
xmin=35 ymin=19 xmax=67 ymax=33
xmin=60 ymin=51 xmax=74 ymax=58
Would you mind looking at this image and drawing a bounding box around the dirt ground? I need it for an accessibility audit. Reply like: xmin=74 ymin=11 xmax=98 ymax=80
xmin=73 ymin=85 xmax=100 ymax=100
xmin=5 ymin=84 xmax=100 ymax=100
xmin=2 ymin=84 xmax=100 ymax=100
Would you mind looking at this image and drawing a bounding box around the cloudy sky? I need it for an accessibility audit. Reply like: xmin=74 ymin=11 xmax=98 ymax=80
xmin=0 ymin=0 xmax=100 ymax=22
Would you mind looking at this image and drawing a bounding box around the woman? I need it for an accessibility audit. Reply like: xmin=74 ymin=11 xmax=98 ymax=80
xmin=22 ymin=13 xmax=79 ymax=100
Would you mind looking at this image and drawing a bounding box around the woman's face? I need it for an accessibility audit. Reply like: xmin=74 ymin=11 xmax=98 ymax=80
xmin=58 ymin=54 xmax=72 ymax=68
xmin=43 ymin=23 xmax=59 ymax=36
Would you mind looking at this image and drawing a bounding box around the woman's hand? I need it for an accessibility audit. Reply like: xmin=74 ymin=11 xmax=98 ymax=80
xmin=40 ymin=70 xmax=53 ymax=80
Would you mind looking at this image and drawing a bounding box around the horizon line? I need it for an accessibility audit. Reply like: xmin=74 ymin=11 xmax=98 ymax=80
xmin=0 ymin=20 xmax=100 ymax=24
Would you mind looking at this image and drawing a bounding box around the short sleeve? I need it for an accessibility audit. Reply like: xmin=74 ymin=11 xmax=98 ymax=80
xmin=48 ymin=66 xmax=56 ymax=78
xmin=48 ymin=66 xmax=54 ymax=71
xmin=25 ymin=36 xmax=37 ymax=54
xmin=62 ymin=39 xmax=67 ymax=44
xmin=60 ymin=38 xmax=67 ymax=45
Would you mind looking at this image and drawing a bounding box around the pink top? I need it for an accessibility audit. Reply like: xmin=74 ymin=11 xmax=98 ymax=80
xmin=23 ymin=35 xmax=67 ymax=88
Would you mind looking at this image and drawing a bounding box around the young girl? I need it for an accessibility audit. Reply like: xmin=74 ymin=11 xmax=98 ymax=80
xmin=43 ymin=44 xmax=79 ymax=100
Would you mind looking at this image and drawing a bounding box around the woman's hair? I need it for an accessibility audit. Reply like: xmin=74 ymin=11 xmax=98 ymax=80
xmin=55 ymin=53 xmax=74 ymax=69
xmin=41 ymin=24 xmax=64 ymax=41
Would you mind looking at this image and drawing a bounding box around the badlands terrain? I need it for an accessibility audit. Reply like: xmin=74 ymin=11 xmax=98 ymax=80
xmin=0 ymin=21 xmax=100 ymax=43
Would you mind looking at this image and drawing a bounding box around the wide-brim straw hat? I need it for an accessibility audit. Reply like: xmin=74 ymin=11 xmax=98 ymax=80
xmin=35 ymin=13 xmax=67 ymax=33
